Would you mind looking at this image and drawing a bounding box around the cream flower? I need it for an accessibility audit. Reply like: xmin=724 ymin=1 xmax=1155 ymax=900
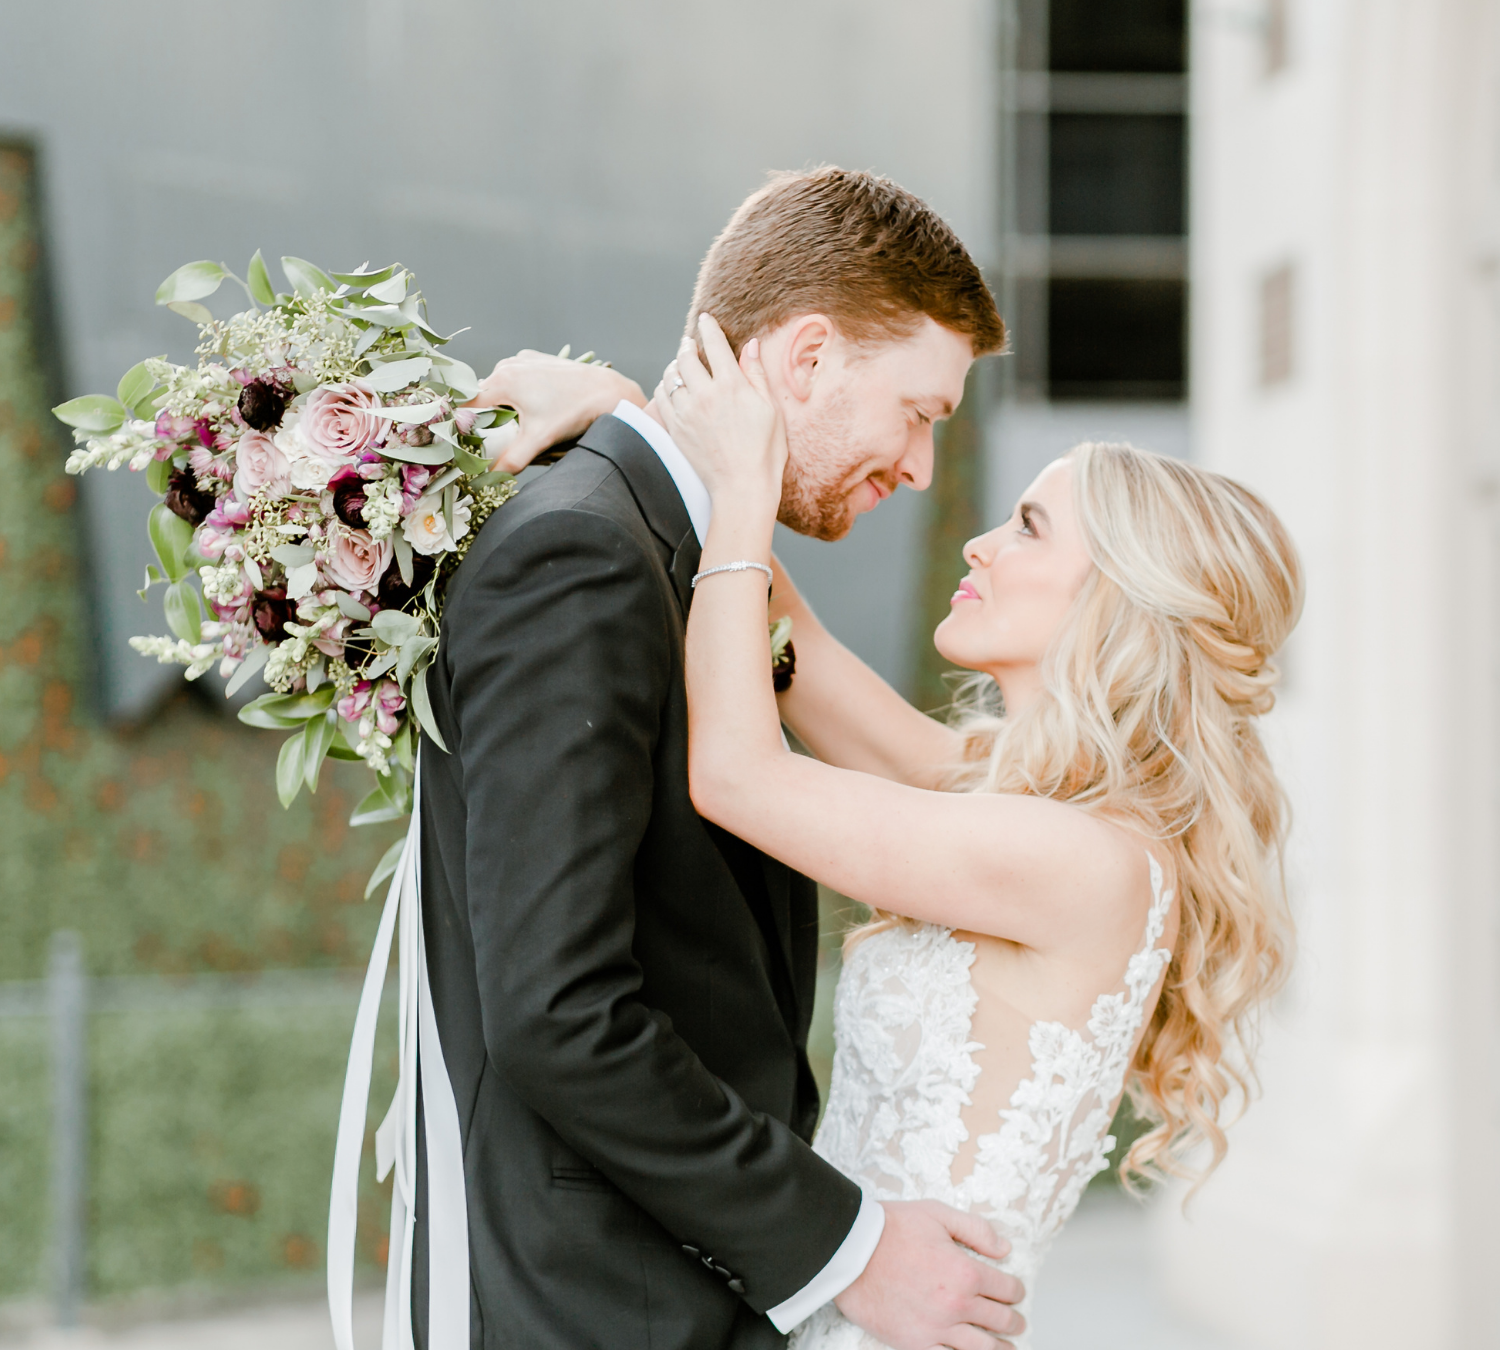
xmin=401 ymin=493 xmax=472 ymax=556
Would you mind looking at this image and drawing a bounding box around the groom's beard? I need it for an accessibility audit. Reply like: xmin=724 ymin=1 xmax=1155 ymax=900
xmin=778 ymin=394 xmax=897 ymax=542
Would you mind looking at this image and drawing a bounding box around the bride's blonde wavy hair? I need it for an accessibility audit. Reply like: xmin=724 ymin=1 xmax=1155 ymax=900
xmin=868 ymin=442 xmax=1304 ymax=1190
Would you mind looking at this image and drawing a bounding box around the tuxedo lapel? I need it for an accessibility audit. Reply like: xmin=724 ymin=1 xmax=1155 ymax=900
xmin=580 ymin=414 xmax=804 ymax=1023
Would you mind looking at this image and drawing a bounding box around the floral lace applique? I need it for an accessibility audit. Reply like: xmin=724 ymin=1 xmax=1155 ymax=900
xmin=795 ymin=856 xmax=1174 ymax=1350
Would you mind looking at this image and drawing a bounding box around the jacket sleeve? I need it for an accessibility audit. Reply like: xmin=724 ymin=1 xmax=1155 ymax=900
xmin=442 ymin=506 xmax=862 ymax=1313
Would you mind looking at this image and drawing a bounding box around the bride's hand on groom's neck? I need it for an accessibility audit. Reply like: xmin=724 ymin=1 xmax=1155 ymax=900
xmin=467 ymin=349 xmax=646 ymax=474
xmin=655 ymin=315 xmax=787 ymax=522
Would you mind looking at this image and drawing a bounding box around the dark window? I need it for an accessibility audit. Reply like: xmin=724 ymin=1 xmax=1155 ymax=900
xmin=1048 ymin=278 xmax=1186 ymax=399
xmin=1049 ymin=114 xmax=1186 ymax=235
xmin=1049 ymin=0 xmax=1187 ymax=72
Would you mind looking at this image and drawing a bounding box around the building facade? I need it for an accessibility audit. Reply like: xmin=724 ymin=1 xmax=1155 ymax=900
xmin=1154 ymin=3 xmax=1500 ymax=1345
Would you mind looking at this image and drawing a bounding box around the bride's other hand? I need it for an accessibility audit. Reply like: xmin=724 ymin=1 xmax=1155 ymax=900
xmin=655 ymin=314 xmax=787 ymax=521
xmin=466 ymin=351 xmax=645 ymax=473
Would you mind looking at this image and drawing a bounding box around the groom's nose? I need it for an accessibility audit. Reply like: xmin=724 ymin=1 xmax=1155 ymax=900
xmin=897 ymin=430 xmax=935 ymax=491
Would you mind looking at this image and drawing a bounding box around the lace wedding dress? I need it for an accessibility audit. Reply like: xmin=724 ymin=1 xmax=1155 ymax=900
xmin=792 ymin=857 xmax=1174 ymax=1350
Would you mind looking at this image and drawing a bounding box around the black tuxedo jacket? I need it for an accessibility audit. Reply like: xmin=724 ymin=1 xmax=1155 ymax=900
xmin=414 ymin=414 xmax=862 ymax=1349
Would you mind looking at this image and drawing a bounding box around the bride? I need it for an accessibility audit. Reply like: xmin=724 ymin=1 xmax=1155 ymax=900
xmin=502 ymin=317 xmax=1302 ymax=1349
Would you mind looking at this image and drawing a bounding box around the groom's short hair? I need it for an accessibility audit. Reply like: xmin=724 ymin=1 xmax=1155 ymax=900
xmin=688 ymin=167 xmax=1005 ymax=357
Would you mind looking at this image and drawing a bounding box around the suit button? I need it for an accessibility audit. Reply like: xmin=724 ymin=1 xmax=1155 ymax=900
xmin=712 ymin=1264 xmax=731 ymax=1279
xmin=681 ymin=1244 xmax=702 ymax=1259
xmin=726 ymin=1278 xmax=746 ymax=1295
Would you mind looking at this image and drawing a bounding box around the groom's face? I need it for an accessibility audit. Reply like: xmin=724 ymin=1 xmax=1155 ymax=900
xmin=772 ymin=316 xmax=974 ymax=541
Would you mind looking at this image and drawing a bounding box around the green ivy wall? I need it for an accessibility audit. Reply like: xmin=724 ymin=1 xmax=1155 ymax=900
xmin=0 ymin=144 xmax=397 ymax=1304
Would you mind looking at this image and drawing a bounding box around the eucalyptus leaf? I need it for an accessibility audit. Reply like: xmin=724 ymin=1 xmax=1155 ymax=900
xmin=53 ymin=395 xmax=128 ymax=434
xmin=453 ymin=444 xmax=490 ymax=476
xmin=362 ymin=356 xmax=431 ymax=392
xmin=247 ymin=249 xmax=276 ymax=305
xmin=137 ymin=563 xmax=165 ymax=600
xmin=269 ymin=543 xmax=316 ymax=567
xmin=239 ymin=686 xmax=336 ymax=730
xmin=366 ymin=270 xmax=409 ymax=304
xmin=395 ymin=634 xmax=437 ymax=686
xmin=364 ymin=836 xmax=407 ymax=896
xmin=354 ymin=304 xmax=413 ymax=330
xmin=331 ymin=264 xmax=399 ymax=288
xmin=238 ymin=706 xmax=302 ymax=730
xmin=167 ymin=301 xmax=214 ymax=324
xmin=285 ymin=562 xmax=319 ymax=600
xmin=426 ymin=465 xmax=464 ymax=495
xmin=148 ymin=503 xmax=195 ymax=582
xmin=163 ymin=579 xmax=203 ymax=644
xmin=350 ymin=779 xmax=406 ymax=828
xmin=371 ymin=609 xmax=421 ymax=645
xmin=224 ymin=644 xmax=269 ymax=698
xmin=381 ymin=440 xmax=455 ymax=467
xmin=132 ymin=390 xmax=166 ymax=420
xmin=393 ymin=530 xmax=413 ymax=587
xmin=353 ymin=325 xmax=385 ymax=359
xmin=302 ymin=710 xmax=337 ymax=792
xmin=281 ymin=256 xmax=336 ymax=298
xmin=155 ymin=260 xmax=226 ymax=305
xmin=368 ymin=401 xmax=444 ymax=423
xmin=116 ymin=361 xmax=156 ymax=410
xmin=431 ymin=356 xmax=479 ymax=400
xmin=467 ymin=468 xmax=516 ymax=489
xmin=363 ymin=648 xmax=399 ymax=680
xmin=145 ymin=456 xmax=174 ymax=495
xmin=409 ymin=663 xmax=448 ymax=753
xmin=276 ymin=731 xmax=307 ymax=808
xmin=336 ymin=592 xmax=372 ymax=621
xmin=306 ymin=660 xmax=324 ymax=694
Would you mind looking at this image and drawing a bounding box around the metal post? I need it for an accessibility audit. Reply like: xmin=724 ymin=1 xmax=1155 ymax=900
xmin=48 ymin=931 xmax=87 ymax=1326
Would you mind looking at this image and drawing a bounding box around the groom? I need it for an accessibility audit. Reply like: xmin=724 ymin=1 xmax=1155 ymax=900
xmin=417 ymin=168 xmax=1021 ymax=1349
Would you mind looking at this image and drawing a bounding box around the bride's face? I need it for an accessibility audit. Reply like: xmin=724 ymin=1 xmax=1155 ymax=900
xmin=933 ymin=459 xmax=1095 ymax=695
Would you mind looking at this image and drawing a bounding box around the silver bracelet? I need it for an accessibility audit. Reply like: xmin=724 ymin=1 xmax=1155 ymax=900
xmin=691 ymin=560 xmax=773 ymax=590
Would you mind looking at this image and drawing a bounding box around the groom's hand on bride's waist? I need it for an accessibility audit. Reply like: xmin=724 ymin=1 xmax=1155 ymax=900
xmin=833 ymin=1200 xmax=1025 ymax=1350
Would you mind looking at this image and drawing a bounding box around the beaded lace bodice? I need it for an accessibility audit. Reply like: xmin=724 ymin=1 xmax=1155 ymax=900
xmin=791 ymin=856 xmax=1174 ymax=1350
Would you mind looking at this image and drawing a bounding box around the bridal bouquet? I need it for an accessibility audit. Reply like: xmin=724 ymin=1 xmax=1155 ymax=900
xmin=55 ymin=254 xmax=592 ymax=888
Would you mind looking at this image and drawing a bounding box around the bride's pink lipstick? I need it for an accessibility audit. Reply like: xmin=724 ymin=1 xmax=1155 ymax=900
xmin=950 ymin=577 xmax=980 ymax=605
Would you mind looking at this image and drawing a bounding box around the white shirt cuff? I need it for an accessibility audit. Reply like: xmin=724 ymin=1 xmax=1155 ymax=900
xmin=766 ymin=1189 xmax=885 ymax=1333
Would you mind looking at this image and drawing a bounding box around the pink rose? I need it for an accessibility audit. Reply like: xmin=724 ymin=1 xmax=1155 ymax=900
xmin=299 ymin=381 xmax=385 ymax=462
xmin=233 ymin=430 xmax=291 ymax=500
xmin=323 ymin=527 xmax=393 ymax=592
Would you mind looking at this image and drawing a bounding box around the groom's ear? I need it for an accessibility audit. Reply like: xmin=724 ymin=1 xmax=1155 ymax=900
xmin=779 ymin=314 xmax=837 ymax=404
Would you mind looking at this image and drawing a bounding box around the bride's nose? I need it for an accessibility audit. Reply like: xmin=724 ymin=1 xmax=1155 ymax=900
xmin=963 ymin=528 xmax=1000 ymax=569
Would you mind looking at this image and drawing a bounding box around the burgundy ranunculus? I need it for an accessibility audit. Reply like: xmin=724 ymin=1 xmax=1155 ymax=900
xmin=375 ymin=551 xmax=436 ymax=611
xmin=251 ymin=587 xmax=297 ymax=641
xmin=238 ymin=379 xmax=290 ymax=432
xmin=331 ymin=476 xmax=369 ymax=528
xmin=772 ymin=640 xmax=796 ymax=693
xmin=164 ymin=468 xmax=218 ymax=527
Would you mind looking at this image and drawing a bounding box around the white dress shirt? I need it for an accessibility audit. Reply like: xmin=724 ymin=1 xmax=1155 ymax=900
xmin=608 ymin=400 xmax=886 ymax=1331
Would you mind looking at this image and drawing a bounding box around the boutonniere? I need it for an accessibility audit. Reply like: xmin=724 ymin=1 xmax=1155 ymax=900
xmin=769 ymin=615 xmax=795 ymax=692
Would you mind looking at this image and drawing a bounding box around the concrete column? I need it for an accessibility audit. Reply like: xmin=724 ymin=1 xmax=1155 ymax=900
xmin=1155 ymin=2 xmax=1500 ymax=1346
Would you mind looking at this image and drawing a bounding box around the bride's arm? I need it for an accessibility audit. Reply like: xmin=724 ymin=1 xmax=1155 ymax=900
xmin=661 ymin=320 xmax=1125 ymax=946
xmin=769 ymin=556 xmax=961 ymax=786
xmin=468 ymin=350 xmax=646 ymax=470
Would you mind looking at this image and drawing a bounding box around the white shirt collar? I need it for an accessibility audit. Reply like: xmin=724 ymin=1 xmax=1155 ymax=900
xmin=610 ymin=399 xmax=712 ymax=546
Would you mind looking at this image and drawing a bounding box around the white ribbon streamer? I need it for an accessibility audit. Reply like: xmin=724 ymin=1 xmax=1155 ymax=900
xmin=328 ymin=760 xmax=470 ymax=1350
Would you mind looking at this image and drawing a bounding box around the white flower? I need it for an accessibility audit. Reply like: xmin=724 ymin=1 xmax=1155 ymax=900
xmin=401 ymin=493 xmax=472 ymax=556
xmin=362 ymin=478 xmax=404 ymax=540
xmin=273 ymin=414 xmax=337 ymax=492
xmin=129 ymin=634 xmax=219 ymax=680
